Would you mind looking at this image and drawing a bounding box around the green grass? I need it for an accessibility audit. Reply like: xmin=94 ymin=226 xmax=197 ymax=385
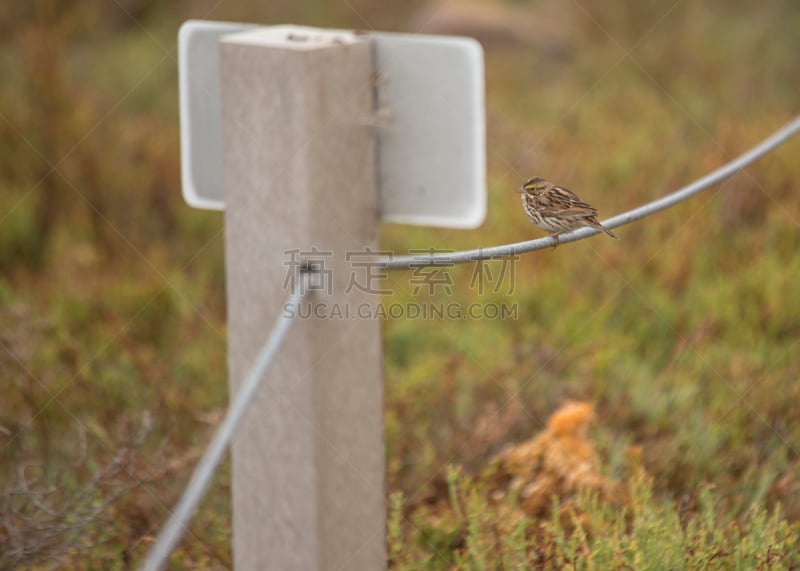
xmin=388 ymin=471 xmax=799 ymax=570
xmin=1 ymin=1 xmax=800 ymax=568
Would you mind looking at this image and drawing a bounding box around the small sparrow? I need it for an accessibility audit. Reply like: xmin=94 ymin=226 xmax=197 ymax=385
xmin=517 ymin=177 xmax=618 ymax=247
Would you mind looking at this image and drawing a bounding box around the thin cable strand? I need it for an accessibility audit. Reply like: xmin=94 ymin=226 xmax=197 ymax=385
xmin=379 ymin=115 xmax=800 ymax=270
xmin=140 ymin=273 xmax=311 ymax=571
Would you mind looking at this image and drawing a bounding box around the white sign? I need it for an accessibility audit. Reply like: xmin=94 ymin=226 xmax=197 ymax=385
xmin=179 ymin=21 xmax=486 ymax=229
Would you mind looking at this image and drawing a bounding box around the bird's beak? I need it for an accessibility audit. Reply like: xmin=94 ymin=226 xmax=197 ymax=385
xmin=515 ymin=186 xmax=526 ymax=193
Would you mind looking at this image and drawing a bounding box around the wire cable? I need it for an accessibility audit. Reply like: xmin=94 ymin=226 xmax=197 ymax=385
xmin=379 ymin=115 xmax=800 ymax=270
xmin=140 ymin=272 xmax=311 ymax=571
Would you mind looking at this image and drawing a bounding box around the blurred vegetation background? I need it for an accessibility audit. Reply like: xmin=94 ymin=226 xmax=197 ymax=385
xmin=1 ymin=0 xmax=799 ymax=568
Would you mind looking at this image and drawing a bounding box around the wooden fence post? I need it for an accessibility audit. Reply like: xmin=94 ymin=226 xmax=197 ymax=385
xmin=219 ymin=29 xmax=384 ymax=570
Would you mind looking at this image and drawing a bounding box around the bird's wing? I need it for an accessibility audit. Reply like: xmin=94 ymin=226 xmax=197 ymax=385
xmin=540 ymin=186 xmax=599 ymax=216
xmin=549 ymin=206 xmax=599 ymax=216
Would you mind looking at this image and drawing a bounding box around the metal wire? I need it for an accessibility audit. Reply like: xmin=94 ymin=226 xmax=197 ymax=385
xmin=140 ymin=272 xmax=311 ymax=571
xmin=379 ymin=115 xmax=800 ymax=270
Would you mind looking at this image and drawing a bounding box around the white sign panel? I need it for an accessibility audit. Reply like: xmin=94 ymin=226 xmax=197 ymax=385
xmin=178 ymin=21 xmax=486 ymax=229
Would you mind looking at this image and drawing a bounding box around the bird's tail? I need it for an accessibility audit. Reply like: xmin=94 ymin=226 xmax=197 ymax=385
xmin=595 ymin=221 xmax=618 ymax=239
